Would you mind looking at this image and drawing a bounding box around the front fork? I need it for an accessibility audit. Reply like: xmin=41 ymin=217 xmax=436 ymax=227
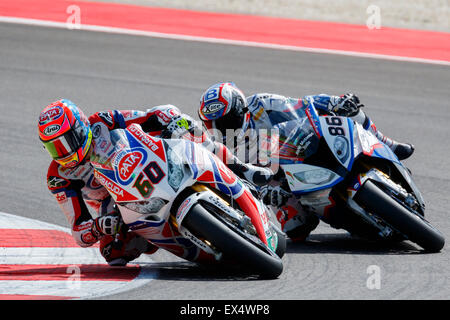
xmin=171 ymin=184 xmax=278 ymax=260
xmin=345 ymin=168 xmax=411 ymax=238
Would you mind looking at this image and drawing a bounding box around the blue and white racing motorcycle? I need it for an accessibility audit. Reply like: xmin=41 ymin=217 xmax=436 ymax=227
xmin=268 ymin=97 xmax=445 ymax=252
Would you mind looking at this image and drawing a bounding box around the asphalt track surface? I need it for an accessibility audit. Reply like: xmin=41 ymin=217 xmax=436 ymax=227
xmin=0 ymin=22 xmax=449 ymax=300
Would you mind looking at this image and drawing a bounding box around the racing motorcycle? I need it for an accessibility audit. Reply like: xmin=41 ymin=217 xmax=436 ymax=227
xmin=264 ymin=97 xmax=445 ymax=252
xmin=89 ymin=122 xmax=285 ymax=278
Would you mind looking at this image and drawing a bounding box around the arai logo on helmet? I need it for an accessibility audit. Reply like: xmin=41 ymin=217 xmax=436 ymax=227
xmin=202 ymin=102 xmax=225 ymax=115
xmin=39 ymin=106 xmax=64 ymax=125
xmin=117 ymin=151 xmax=144 ymax=182
xmin=43 ymin=124 xmax=61 ymax=136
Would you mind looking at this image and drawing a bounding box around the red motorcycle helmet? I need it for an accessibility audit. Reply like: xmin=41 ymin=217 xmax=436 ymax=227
xmin=38 ymin=99 xmax=92 ymax=168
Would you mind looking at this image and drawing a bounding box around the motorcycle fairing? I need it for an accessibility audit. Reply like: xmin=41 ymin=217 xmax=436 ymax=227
xmin=276 ymin=104 xmax=406 ymax=197
xmin=319 ymin=116 xmax=355 ymax=170
xmin=181 ymin=139 xmax=270 ymax=245
xmin=353 ymin=122 xmax=400 ymax=165
xmin=282 ymin=163 xmax=344 ymax=195
xmin=183 ymin=139 xmax=244 ymax=198
xmin=88 ymin=125 xmax=202 ymax=260
xmin=268 ymin=101 xmax=322 ymax=164
xmin=303 ymin=98 xmax=323 ymax=138
xmin=91 ymin=122 xmax=274 ymax=257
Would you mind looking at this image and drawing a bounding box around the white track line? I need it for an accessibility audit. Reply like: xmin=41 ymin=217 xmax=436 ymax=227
xmin=0 ymin=211 xmax=156 ymax=299
xmin=0 ymin=211 xmax=69 ymax=230
xmin=0 ymin=247 xmax=103 ymax=265
xmin=1 ymin=16 xmax=449 ymax=66
xmin=0 ymin=279 xmax=154 ymax=298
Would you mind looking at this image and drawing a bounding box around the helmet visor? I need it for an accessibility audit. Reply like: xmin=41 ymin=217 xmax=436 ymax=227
xmin=214 ymin=110 xmax=243 ymax=134
xmin=42 ymin=121 xmax=86 ymax=161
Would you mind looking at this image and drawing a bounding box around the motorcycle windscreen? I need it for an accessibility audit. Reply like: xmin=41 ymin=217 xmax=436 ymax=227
xmin=263 ymin=99 xmax=320 ymax=163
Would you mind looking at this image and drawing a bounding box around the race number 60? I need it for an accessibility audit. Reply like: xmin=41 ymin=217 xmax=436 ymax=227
xmin=133 ymin=161 xmax=165 ymax=198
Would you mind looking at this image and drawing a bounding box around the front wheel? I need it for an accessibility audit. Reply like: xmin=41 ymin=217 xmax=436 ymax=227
xmin=182 ymin=204 xmax=284 ymax=279
xmin=354 ymin=180 xmax=445 ymax=252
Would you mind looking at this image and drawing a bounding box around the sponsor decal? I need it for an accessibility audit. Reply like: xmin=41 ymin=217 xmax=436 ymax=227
xmin=155 ymin=110 xmax=172 ymax=124
xmin=93 ymin=170 xmax=138 ymax=202
xmin=55 ymin=192 xmax=67 ymax=203
xmin=305 ymin=107 xmax=321 ymax=137
xmin=47 ymin=176 xmax=70 ymax=190
xmin=73 ymin=221 xmax=93 ymax=232
xmin=81 ymin=232 xmax=97 ymax=244
xmin=94 ymin=171 xmax=124 ymax=197
xmin=253 ymin=107 xmax=264 ymax=121
xmin=168 ymin=108 xmax=178 ymax=117
xmin=43 ymin=124 xmax=61 ymax=136
xmin=299 ymin=132 xmax=314 ymax=146
xmin=59 ymin=162 xmax=92 ymax=180
xmin=117 ymin=151 xmax=143 ymax=181
xmin=39 ymin=106 xmax=64 ymax=125
xmin=128 ymin=124 xmax=166 ymax=161
xmin=202 ymin=102 xmax=224 ymax=114
xmin=128 ymin=126 xmax=159 ymax=151
xmin=176 ymin=197 xmax=191 ymax=220
xmin=295 ymin=131 xmax=314 ymax=156
xmin=97 ymin=111 xmax=114 ymax=128
xmin=111 ymin=147 xmax=147 ymax=185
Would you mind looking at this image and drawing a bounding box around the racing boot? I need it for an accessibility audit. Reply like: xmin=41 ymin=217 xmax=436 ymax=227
xmin=351 ymin=109 xmax=415 ymax=160
xmin=100 ymin=232 xmax=158 ymax=266
xmin=260 ymin=184 xmax=319 ymax=242
xmin=275 ymin=199 xmax=320 ymax=242
xmin=330 ymin=93 xmax=415 ymax=160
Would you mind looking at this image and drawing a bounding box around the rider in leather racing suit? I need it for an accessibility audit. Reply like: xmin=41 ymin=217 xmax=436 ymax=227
xmin=198 ymin=82 xmax=415 ymax=242
xmin=38 ymin=99 xmax=270 ymax=266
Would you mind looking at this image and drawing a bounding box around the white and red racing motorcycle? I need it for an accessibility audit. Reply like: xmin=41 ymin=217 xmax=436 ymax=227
xmin=89 ymin=122 xmax=285 ymax=278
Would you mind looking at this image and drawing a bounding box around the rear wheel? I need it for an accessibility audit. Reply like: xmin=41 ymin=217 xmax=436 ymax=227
xmin=182 ymin=204 xmax=284 ymax=279
xmin=354 ymin=180 xmax=445 ymax=252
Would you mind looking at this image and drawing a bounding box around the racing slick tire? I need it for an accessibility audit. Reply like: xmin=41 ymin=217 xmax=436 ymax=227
xmin=354 ymin=180 xmax=445 ymax=252
xmin=182 ymin=204 xmax=284 ymax=279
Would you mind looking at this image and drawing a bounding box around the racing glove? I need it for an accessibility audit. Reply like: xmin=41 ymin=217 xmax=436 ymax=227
xmin=100 ymin=232 xmax=158 ymax=266
xmin=259 ymin=185 xmax=291 ymax=207
xmin=328 ymin=93 xmax=364 ymax=117
xmin=91 ymin=214 xmax=122 ymax=238
xmin=160 ymin=115 xmax=193 ymax=139
xmin=228 ymin=162 xmax=274 ymax=186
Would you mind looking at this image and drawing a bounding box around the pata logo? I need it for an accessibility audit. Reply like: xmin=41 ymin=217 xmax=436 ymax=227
xmin=39 ymin=106 xmax=63 ymax=125
xmin=118 ymin=151 xmax=143 ymax=181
